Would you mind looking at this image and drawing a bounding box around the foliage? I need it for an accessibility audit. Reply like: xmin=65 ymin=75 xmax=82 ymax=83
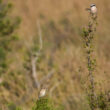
xmin=0 ymin=0 xmax=21 ymax=75
xmin=7 ymin=102 xmax=22 ymax=110
xmin=96 ymin=91 xmax=110 ymax=110
xmin=82 ymin=12 xmax=97 ymax=110
xmin=82 ymin=8 xmax=110 ymax=110
xmin=32 ymin=98 xmax=55 ymax=110
xmin=0 ymin=1 xmax=110 ymax=110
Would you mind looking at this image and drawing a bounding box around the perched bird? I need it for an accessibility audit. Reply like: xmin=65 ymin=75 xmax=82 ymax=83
xmin=38 ymin=88 xmax=46 ymax=98
xmin=86 ymin=4 xmax=97 ymax=14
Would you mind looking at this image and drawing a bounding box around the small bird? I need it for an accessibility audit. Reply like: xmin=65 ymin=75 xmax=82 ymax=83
xmin=86 ymin=4 xmax=97 ymax=14
xmin=38 ymin=88 xmax=46 ymax=98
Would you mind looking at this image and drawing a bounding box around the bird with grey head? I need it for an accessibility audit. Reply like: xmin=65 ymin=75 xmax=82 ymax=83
xmin=86 ymin=4 xmax=97 ymax=15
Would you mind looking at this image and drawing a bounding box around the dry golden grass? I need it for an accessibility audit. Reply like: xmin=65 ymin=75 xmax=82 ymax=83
xmin=0 ymin=0 xmax=110 ymax=110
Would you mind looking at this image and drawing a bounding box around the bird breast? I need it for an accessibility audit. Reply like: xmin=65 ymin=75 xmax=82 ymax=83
xmin=91 ymin=7 xmax=97 ymax=14
xmin=39 ymin=89 xmax=46 ymax=97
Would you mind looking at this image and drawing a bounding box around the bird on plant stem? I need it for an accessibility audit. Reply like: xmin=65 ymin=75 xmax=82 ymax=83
xmin=86 ymin=4 xmax=97 ymax=15
xmin=38 ymin=88 xmax=46 ymax=99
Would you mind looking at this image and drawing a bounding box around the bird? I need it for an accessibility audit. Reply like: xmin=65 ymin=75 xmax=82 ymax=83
xmin=86 ymin=4 xmax=97 ymax=15
xmin=38 ymin=88 xmax=46 ymax=99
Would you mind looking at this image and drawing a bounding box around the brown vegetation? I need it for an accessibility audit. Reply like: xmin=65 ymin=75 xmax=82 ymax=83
xmin=0 ymin=0 xmax=110 ymax=110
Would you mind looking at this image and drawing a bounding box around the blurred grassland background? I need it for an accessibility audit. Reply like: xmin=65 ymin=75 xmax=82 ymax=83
xmin=0 ymin=0 xmax=110 ymax=110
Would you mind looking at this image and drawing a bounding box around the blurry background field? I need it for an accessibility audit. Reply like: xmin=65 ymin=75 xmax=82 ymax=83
xmin=0 ymin=0 xmax=110 ymax=110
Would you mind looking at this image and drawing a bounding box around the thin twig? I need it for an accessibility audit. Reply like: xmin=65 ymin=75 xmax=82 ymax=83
xmin=31 ymin=20 xmax=43 ymax=89
xmin=39 ymin=70 xmax=55 ymax=84
xmin=49 ymin=81 xmax=62 ymax=96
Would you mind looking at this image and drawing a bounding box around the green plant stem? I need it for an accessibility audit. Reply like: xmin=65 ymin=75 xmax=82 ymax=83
xmin=82 ymin=13 xmax=97 ymax=110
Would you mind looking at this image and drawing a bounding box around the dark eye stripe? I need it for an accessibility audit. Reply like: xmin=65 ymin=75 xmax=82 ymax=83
xmin=90 ymin=4 xmax=96 ymax=7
